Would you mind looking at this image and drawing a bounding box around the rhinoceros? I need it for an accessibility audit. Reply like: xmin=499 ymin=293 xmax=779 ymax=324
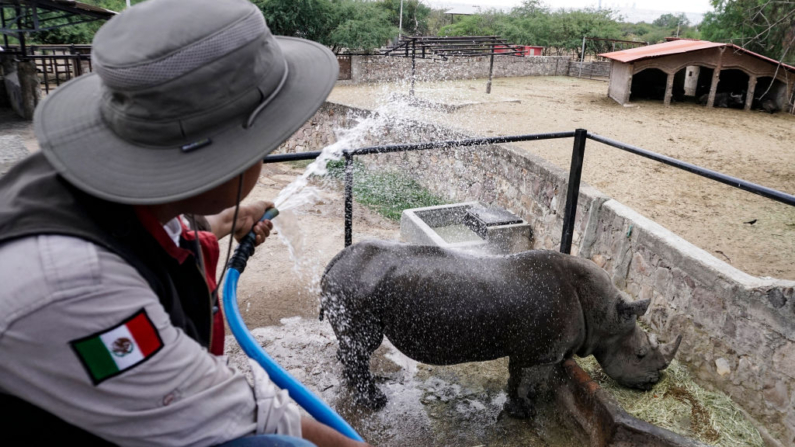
xmin=320 ymin=241 xmax=682 ymax=417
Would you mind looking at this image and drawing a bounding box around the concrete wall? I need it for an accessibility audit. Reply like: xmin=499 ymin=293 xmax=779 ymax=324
xmin=607 ymin=61 xmax=633 ymax=104
xmin=277 ymin=101 xmax=795 ymax=446
xmin=341 ymin=55 xmax=571 ymax=84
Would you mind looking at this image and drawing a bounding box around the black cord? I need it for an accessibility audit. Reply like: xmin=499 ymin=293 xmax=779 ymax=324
xmin=187 ymin=214 xmax=207 ymax=282
xmin=219 ymin=174 xmax=244 ymax=290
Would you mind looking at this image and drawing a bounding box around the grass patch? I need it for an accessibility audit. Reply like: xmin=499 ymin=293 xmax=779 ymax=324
xmin=284 ymin=159 xmax=314 ymax=170
xmin=576 ymin=356 xmax=764 ymax=447
xmin=326 ymin=159 xmax=447 ymax=220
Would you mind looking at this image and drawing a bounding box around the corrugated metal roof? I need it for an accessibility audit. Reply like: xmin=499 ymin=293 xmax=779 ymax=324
xmin=600 ymin=39 xmax=795 ymax=72
xmin=599 ymin=40 xmax=724 ymax=63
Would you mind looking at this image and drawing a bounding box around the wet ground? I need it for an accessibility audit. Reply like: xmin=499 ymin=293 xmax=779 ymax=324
xmin=225 ymin=317 xmax=583 ymax=447
xmin=221 ymin=164 xmax=584 ymax=445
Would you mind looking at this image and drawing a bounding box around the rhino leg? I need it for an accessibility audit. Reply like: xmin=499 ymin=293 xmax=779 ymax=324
xmin=332 ymin=310 xmax=387 ymax=410
xmin=503 ymin=356 xmax=537 ymax=419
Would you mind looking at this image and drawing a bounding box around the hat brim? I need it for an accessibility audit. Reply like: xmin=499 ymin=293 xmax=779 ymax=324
xmin=34 ymin=37 xmax=338 ymax=205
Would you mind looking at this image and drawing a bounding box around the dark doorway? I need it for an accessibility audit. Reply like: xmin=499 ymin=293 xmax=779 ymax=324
xmin=717 ymin=69 xmax=750 ymax=95
xmin=671 ymin=67 xmax=688 ymax=103
xmin=630 ymin=68 xmax=668 ymax=102
xmin=695 ymin=67 xmax=714 ymax=99
xmin=752 ymin=77 xmax=787 ymax=113
xmin=715 ymin=69 xmax=750 ymax=109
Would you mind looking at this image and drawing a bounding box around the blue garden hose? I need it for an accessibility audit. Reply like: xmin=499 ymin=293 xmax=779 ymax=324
xmin=222 ymin=207 xmax=364 ymax=442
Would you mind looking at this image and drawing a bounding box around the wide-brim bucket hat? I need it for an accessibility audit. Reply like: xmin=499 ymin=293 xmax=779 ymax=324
xmin=35 ymin=0 xmax=338 ymax=205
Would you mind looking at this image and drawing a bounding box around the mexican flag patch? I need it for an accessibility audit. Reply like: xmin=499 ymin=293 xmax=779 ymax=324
xmin=70 ymin=309 xmax=164 ymax=385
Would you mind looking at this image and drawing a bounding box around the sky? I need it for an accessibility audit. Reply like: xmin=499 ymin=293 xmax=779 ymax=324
xmin=427 ymin=0 xmax=715 ymax=14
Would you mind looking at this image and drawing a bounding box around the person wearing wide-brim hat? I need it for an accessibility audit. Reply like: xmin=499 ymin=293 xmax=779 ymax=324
xmin=0 ymin=0 xmax=366 ymax=446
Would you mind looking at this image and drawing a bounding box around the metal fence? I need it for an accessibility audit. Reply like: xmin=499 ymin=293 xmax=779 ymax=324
xmin=1 ymin=45 xmax=94 ymax=94
xmin=30 ymin=45 xmax=92 ymax=94
xmin=262 ymin=130 xmax=795 ymax=254
xmin=567 ymin=61 xmax=610 ymax=80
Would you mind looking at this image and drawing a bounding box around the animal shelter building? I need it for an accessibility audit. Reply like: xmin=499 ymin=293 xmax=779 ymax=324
xmin=600 ymin=39 xmax=795 ymax=113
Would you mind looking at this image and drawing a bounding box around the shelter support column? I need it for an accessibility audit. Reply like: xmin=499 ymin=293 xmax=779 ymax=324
xmin=664 ymin=71 xmax=674 ymax=106
xmin=707 ymin=69 xmax=720 ymax=107
xmin=707 ymin=49 xmax=724 ymax=108
xmin=744 ymin=75 xmax=757 ymax=111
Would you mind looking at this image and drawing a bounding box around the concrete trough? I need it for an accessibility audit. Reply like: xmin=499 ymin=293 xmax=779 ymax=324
xmin=555 ymin=360 xmax=708 ymax=447
xmin=400 ymin=202 xmax=533 ymax=254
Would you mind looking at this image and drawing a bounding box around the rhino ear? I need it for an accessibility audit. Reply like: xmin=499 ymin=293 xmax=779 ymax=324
xmin=617 ymin=299 xmax=650 ymax=319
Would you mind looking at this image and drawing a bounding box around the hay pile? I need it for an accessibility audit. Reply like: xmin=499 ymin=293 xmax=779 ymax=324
xmin=575 ymin=356 xmax=764 ymax=447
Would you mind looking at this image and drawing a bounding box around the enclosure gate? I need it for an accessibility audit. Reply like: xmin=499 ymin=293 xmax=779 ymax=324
xmin=336 ymin=55 xmax=352 ymax=81
xmin=262 ymin=130 xmax=795 ymax=254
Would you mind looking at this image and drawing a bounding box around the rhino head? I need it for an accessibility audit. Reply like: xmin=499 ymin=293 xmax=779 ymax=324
xmin=593 ymin=298 xmax=682 ymax=390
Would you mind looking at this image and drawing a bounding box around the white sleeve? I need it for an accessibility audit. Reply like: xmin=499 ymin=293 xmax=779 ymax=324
xmin=250 ymin=359 xmax=303 ymax=437
xmin=0 ymin=235 xmax=302 ymax=447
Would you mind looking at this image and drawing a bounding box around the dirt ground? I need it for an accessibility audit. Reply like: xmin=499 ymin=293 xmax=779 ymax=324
xmin=328 ymin=77 xmax=795 ymax=280
xmin=218 ymin=162 xmax=401 ymax=329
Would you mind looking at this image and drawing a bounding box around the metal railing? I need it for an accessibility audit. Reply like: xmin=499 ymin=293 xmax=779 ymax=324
xmin=30 ymin=52 xmax=92 ymax=94
xmin=263 ymin=129 xmax=795 ymax=254
xmin=2 ymin=44 xmax=94 ymax=94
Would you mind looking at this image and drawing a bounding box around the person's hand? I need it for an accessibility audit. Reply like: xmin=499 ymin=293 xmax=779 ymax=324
xmin=232 ymin=201 xmax=274 ymax=246
xmin=300 ymin=418 xmax=371 ymax=447
xmin=205 ymin=200 xmax=274 ymax=246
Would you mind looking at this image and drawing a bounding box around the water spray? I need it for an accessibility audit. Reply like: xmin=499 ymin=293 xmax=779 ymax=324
xmin=223 ymin=207 xmax=364 ymax=442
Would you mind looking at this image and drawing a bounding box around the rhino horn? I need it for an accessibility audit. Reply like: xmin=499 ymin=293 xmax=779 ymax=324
xmin=617 ymin=298 xmax=650 ymax=318
xmin=659 ymin=335 xmax=683 ymax=366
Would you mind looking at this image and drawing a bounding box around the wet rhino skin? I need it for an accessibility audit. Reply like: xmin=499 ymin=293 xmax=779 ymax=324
xmin=320 ymin=241 xmax=677 ymax=416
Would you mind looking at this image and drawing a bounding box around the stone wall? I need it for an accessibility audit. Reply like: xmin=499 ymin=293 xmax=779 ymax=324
xmin=277 ymin=102 xmax=795 ymax=446
xmin=341 ymin=55 xmax=571 ymax=84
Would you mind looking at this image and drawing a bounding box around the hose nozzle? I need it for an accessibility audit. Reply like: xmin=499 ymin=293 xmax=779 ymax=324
xmin=229 ymin=207 xmax=279 ymax=273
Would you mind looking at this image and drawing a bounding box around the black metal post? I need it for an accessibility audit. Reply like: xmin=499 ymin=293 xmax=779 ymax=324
xmin=53 ymin=56 xmax=60 ymax=86
xmin=42 ymin=56 xmax=49 ymax=94
xmin=560 ymin=128 xmax=587 ymax=254
xmin=15 ymin=4 xmax=25 ymax=57
xmin=410 ymin=38 xmax=416 ymax=97
xmin=344 ymin=152 xmax=354 ymax=247
xmin=71 ymin=45 xmax=81 ymax=77
xmin=486 ymin=37 xmax=495 ymax=94
xmin=1 ymin=8 xmax=9 ymax=49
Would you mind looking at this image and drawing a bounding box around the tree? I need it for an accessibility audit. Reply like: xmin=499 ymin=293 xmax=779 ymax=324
xmin=27 ymin=0 xmax=135 ymax=44
xmin=376 ymin=0 xmax=431 ymax=36
xmin=437 ymin=10 xmax=504 ymax=37
xmin=544 ymin=8 xmax=622 ymax=56
xmin=701 ymin=0 xmax=795 ymax=63
xmin=512 ymin=0 xmax=548 ymax=18
xmin=652 ymin=13 xmax=690 ymax=29
xmin=254 ymin=0 xmax=336 ymax=45
xmin=331 ymin=0 xmax=397 ymax=52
